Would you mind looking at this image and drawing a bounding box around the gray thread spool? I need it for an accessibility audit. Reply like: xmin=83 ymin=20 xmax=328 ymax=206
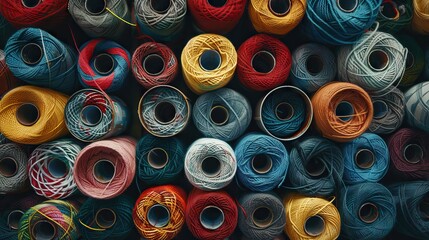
xmin=47 ymin=158 xmax=69 ymax=178
xmin=252 ymin=206 xmax=274 ymax=228
xmin=306 ymin=55 xmax=324 ymax=76
xmin=403 ymin=144 xmax=424 ymax=164
xmin=154 ymin=101 xmax=177 ymax=125
xmin=268 ymin=0 xmax=292 ymax=17
xmin=21 ymin=0 xmax=41 ymax=9
xmin=372 ymin=100 xmax=389 ymax=119
xmin=355 ymin=149 xmax=375 ymax=169
xmin=21 ymin=43 xmax=43 ymax=65
xmin=305 ymin=156 xmax=327 ymax=178
xmin=95 ymin=208 xmax=117 ymax=229
xmin=359 ymin=202 xmax=379 ymax=223
xmin=368 ymin=50 xmax=390 ymax=72
xmin=336 ymin=101 xmax=354 ymax=122
xmin=94 ymin=53 xmax=115 ymax=75
xmin=201 ymin=157 xmax=222 ymax=177
xmin=200 ymin=206 xmax=225 ymax=230
xmin=93 ymin=160 xmax=115 ymax=184
xmin=143 ymin=54 xmax=165 ymax=76
xmin=251 ymin=50 xmax=276 ymax=74
xmin=252 ymin=155 xmax=273 ymax=174
xmin=81 ymin=105 xmax=103 ymax=127
xmin=0 ymin=157 xmax=18 ymax=178
xmin=337 ymin=0 xmax=359 ymax=13
xmin=304 ymin=215 xmax=325 ymax=237
xmin=147 ymin=148 xmax=169 ymax=169
xmin=16 ymin=103 xmax=40 ymax=126
xmin=31 ymin=220 xmax=57 ymax=240
xmin=150 ymin=0 xmax=172 ymax=14
xmin=210 ymin=105 xmax=229 ymax=126
xmin=147 ymin=204 xmax=170 ymax=228
xmin=199 ymin=50 xmax=221 ymax=71
xmin=7 ymin=210 xmax=24 ymax=230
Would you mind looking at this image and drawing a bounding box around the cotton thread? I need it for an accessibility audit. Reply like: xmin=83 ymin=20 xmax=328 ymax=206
xmin=193 ymin=88 xmax=252 ymax=142
xmin=290 ymin=43 xmax=336 ymax=93
xmin=181 ymin=34 xmax=237 ymax=94
xmin=404 ymin=81 xmax=429 ymax=133
xmin=249 ymin=0 xmax=306 ymax=35
xmin=185 ymin=138 xmax=236 ymax=191
xmin=133 ymin=185 xmax=187 ymax=240
xmin=412 ymin=0 xmax=429 ymax=34
xmin=0 ymin=86 xmax=69 ymax=145
xmin=78 ymin=39 xmax=130 ymax=92
xmin=73 ymin=137 xmax=136 ymax=199
xmin=311 ymin=82 xmax=374 ymax=142
xmin=238 ymin=192 xmax=286 ymax=240
xmin=377 ymin=0 xmax=413 ymax=33
xmin=65 ymin=89 xmax=130 ymax=142
xmin=339 ymin=182 xmax=396 ymax=240
xmin=5 ymin=28 xmax=78 ymax=93
xmin=28 ymin=139 xmax=82 ymax=200
xmin=396 ymin=35 xmax=425 ymax=87
xmin=369 ymin=87 xmax=405 ymax=134
xmin=0 ymin=143 xmax=28 ymax=195
xmin=132 ymin=42 xmax=178 ymax=89
xmin=0 ymin=49 xmax=20 ymax=97
xmin=237 ymin=34 xmax=292 ymax=91
xmin=235 ymin=133 xmax=289 ymax=192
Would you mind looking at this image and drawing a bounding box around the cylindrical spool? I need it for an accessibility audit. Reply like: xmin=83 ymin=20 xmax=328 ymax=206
xmin=355 ymin=149 xmax=375 ymax=169
xmin=268 ymin=0 xmax=292 ymax=17
xmin=20 ymin=43 xmax=43 ymax=65
xmin=143 ymin=54 xmax=165 ymax=76
xmin=94 ymin=53 xmax=115 ymax=75
xmin=47 ymin=159 xmax=68 ymax=178
xmin=359 ymin=202 xmax=379 ymax=224
xmin=336 ymin=0 xmax=359 ymax=13
xmin=0 ymin=157 xmax=18 ymax=178
xmin=420 ymin=193 xmax=429 ymax=218
xmin=335 ymin=101 xmax=354 ymax=122
xmin=210 ymin=105 xmax=229 ymax=126
xmin=306 ymin=55 xmax=324 ymax=76
xmin=31 ymin=220 xmax=57 ymax=240
xmin=275 ymin=102 xmax=294 ymax=121
xmin=403 ymin=144 xmax=424 ymax=164
xmin=7 ymin=210 xmax=24 ymax=230
xmin=92 ymin=159 xmax=116 ymax=184
xmin=199 ymin=206 xmax=225 ymax=230
xmin=147 ymin=204 xmax=171 ymax=228
xmin=368 ymin=50 xmax=390 ymax=72
xmin=252 ymin=206 xmax=274 ymax=228
xmin=372 ymin=100 xmax=389 ymax=120
xmin=80 ymin=105 xmax=103 ymax=127
xmin=21 ymin=0 xmax=42 ymax=8
xmin=201 ymin=156 xmax=222 ymax=177
xmin=154 ymin=101 xmax=176 ymax=125
xmin=147 ymin=148 xmax=169 ymax=169
xmin=85 ymin=0 xmax=107 ymax=15
xmin=251 ymin=154 xmax=273 ymax=174
xmin=16 ymin=103 xmax=40 ymax=126
xmin=251 ymin=50 xmax=276 ymax=74
xmin=150 ymin=0 xmax=172 ymax=14
xmin=305 ymin=157 xmax=327 ymax=177
xmin=95 ymin=208 xmax=117 ymax=229
xmin=304 ymin=215 xmax=325 ymax=237
xmin=199 ymin=50 xmax=222 ymax=71
xmin=380 ymin=1 xmax=399 ymax=20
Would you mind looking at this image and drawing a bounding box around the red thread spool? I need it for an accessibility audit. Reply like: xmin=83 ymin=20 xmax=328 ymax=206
xmin=186 ymin=189 xmax=238 ymax=240
xmin=0 ymin=50 xmax=20 ymax=96
xmin=237 ymin=34 xmax=292 ymax=91
xmin=188 ymin=0 xmax=247 ymax=34
xmin=0 ymin=0 xmax=68 ymax=29
xmin=132 ymin=42 xmax=178 ymax=89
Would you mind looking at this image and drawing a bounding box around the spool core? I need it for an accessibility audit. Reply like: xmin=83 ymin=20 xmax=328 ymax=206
xmin=93 ymin=160 xmax=115 ymax=184
xmin=0 ymin=157 xmax=18 ymax=178
xmin=16 ymin=103 xmax=40 ymax=126
xmin=373 ymin=100 xmax=388 ymax=119
xmin=210 ymin=105 xmax=229 ymax=126
xmin=21 ymin=43 xmax=43 ymax=65
xmin=208 ymin=0 xmax=227 ymax=8
xmin=306 ymin=157 xmax=327 ymax=177
xmin=81 ymin=105 xmax=103 ymax=126
xmin=252 ymin=207 xmax=274 ymax=228
xmin=380 ymin=1 xmax=399 ymax=20
xmin=355 ymin=149 xmax=375 ymax=169
xmin=252 ymin=154 xmax=273 ymax=174
xmin=420 ymin=193 xmax=429 ymax=218
xmin=368 ymin=50 xmax=389 ymax=72
xmin=275 ymin=102 xmax=294 ymax=121
xmin=337 ymin=0 xmax=358 ymax=13
xmin=96 ymin=208 xmax=117 ymax=229
xmin=306 ymin=55 xmax=324 ymax=76
xmin=85 ymin=0 xmax=107 ymax=15
xmin=199 ymin=50 xmax=221 ymax=71
xmin=22 ymin=0 xmax=41 ymax=8
xmin=403 ymin=144 xmax=424 ymax=164
xmin=147 ymin=148 xmax=169 ymax=169
xmin=201 ymin=157 xmax=221 ymax=177
xmin=48 ymin=159 xmax=68 ymax=178
xmin=143 ymin=54 xmax=165 ymax=76
xmin=147 ymin=204 xmax=170 ymax=228
xmin=7 ymin=210 xmax=24 ymax=230
xmin=336 ymin=101 xmax=354 ymax=122
xmin=406 ymin=52 xmax=415 ymax=70
xmin=200 ymin=206 xmax=225 ymax=230
xmin=251 ymin=51 xmax=276 ymax=74
xmin=154 ymin=101 xmax=176 ymax=124
xmin=269 ymin=0 xmax=291 ymax=16
xmin=359 ymin=202 xmax=379 ymax=223
xmin=150 ymin=0 xmax=172 ymax=14
xmin=304 ymin=215 xmax=325 ymax=237
xmin=31 ymin=220 xmax=56 ymax=240
xmin=94 ymin=53 xmax=115 ymax=75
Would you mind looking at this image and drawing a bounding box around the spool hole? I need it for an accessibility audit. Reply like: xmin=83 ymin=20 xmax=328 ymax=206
xmin=143 ymin=54 xmax=165 ymax=76
xmin=94 ymin=53 xmax=115 ymax=75
xmin=275 ymin=102 xmax=294 ymax=121
xmin=150 ymin=0 xmax=171 ymax=13
xmin=207 ymin=0 xmax=227 ymax=8
xmin=7 ymin=210 xmax=24 ymax=230
xmin=373 ymin=100 xmax=389 ymax=119
xmin=21 ymin=43 xmax=43 ymax=65
xmin=93 ymin=160 xmax=115 ymax=184
xmin=380 ymin=1 xmax=399 ymax=19
xmin=201 ymin=157 xmax=221 ymax=177
xmin=96 ymin=208 xmax=116 ymax=229
xmin=22 ymin=0 xmax=41 ymax=8
xmin=368 ymin=50 xmax=389 ymax=71
xmin=199 ymin=50 xmax=221 ymax=71
xmin=147 ymin=204 xmax=170 ymax=228
xmin=200 ymin=206 xmax=225 ymax=230
xmin=403 ymin=144 xmax=424 ymax=164
xmin=81 ymin=105 xmax=103 ymax=126
xmin=0 ymin=157 xmax=18 ymax=178
xmin=304 ymin=215 xmax=325 ymax=237
xmin=147 ymin=148 xmax=169 ymax=169
xmin=154 ymin=102 xmax=176 ymax=124
xmin=420 ymin=193 xmax=429 ymax=218
xmin=269 ymin=0 xmax=291 ymax=16
xmin=252 ymin=207 xmax=274 ymax=228
xmin=355 ymin=149 xmax=375 ymax=169
xmin=337 ymin=0 xmax=358 ymax=12
xmin=251 ymin=154 xmax=273 ymax=174
xmin=32 ymin=220 xmax=56 ymax=240
xmin=210 ymin=105 xmax=229 ymax=126
xmin=406 ymin=52 xmax=415 ymax=70
xmin=251 ymin=51 xmax=276 ymax=74
xmin=305 ymin=157 xmax=327 ymax=178
xmin=85 ymin=0 xmax=106 ymax=15
xmin=359 ymin=202 xmax=379 ymax=223
xmin=335 ymin=101 xmax=354 ymax=122
xmin=306 ymin=55 xmax=324 ymax=75
xmin=48 ymin=159 xmax=68 ymax=178
xmin=16 ymin=103 xmax=39 ymax=126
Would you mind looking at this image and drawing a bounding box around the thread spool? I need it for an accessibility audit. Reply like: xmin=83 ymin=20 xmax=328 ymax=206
xmin=85 ymin=0 xmax=106 ymax=15
xmin=404 ymin=81 xmax=429 ymax=133
xmin=7 ymin=210 xmax=24 ymax=230
xmin=20 ymin=43 xmax=42 ymax=65
xmin=31 ymin=220 xmax=56 ymax=240
xmin=96 ymin=209 xmax=116 ymax=228
xmin=15 ymin=103 xmax=39 ymax=126
xmin=0 ymin=157 xmax=17 ymax=178
xmin=0 ymin=143 xmax=28 ymax=195
xmin=377 ymin=0 xmax=413 ymax=33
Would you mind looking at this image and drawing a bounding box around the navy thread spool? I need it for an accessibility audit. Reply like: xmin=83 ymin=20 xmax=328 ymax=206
xmin=369 ymin=87 xmax=405 ymax=134
xmin=404 ymin=81 xmax=429 ymax=133
xmin=290 ymin=43 xmax=336 ymax=93
xmin=193 ymin=88 xmax=252 ymax=142
xmin=285 ymin=137 xmax=344 ymax=197
xmin=234 ymin=133 xmax=289 ymax=192
xmin=389 ymin=181 xmax=429 ymax=239
xmin=136 ymin=134 xmax=185 ymax=187
xmin=5 ymin=28 xmax=78 ymax=94
xmin=339 ymin=182 xmax=396 ymax=240
xmin=342 ymin=133 xmax=389 ymax=184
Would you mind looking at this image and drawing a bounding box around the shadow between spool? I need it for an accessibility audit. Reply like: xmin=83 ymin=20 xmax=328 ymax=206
xmin=252 ymin=206 xmax=274 ymax=228
xmin=251 ymin=51 xmax=276 ymax=74
xmin=335 ymin=101 xmax=354 ymax=122
xmin=81 ymin=105 xmax=103 ymax=127
xmin=0 ymin=157 xmax=18 ymax=178
xmin=31 ymin=220 xmax=57 ymax=240
xmin=93 ymin=159 xmax=115 ymax=184
xmin=143 ymin=54 xmax=165 ymax=76
xmin=380 ymin=1 xmax=400 ymax=20
xmin=154 ymin=101 xmax=177 ymax=125
xmin=85 ymin=0 xmax=107 ymax=15
xmin=147 ymin=148 xmax=169 ymax=169
xmin=420 ymin=193 xmax=429 ymax=219
xmin=368 ymin=50 xmax=390 ymax=72
xmin=337 ymin=0 xmax=358 ymax=13
xmin=147 ymin=204 xmax=170 ymax=228
xmin=252 ymin=154 xmax=273 ymax=174
xmin=94 ymin=53 xmax=115 ymax=76
xmin=372 ymin=100 xmax=388 ymax=120
xmin=7 ymin=210 xmax=24 ymax=230
xmin=403 ymin=144 xmax=424 ymax=164
xmin=21 ymin=43 xmax=43 ymax=65
xmin=96 ymin=208 xmax=117 ymax=229
xmin=210 ymin=105 xmax=229 ymax=126
xmin=269 ymin=0 xmax=292 ymax=16
xmin=355 ymin=149 xmax=375 ymax=169
xmin=48 ymin=159 xmax=69 ymax=178
xmin=200 ymin=206 xmax=225 ymax=230
xmin=21 ymin=0 xmax=41 ymax=9
xmin=199 ymin=50 xmax=221 ymax=71
xmin=304 ymin=215 xmax=325 ymax=237
xmin=306 ymin=55 xmax=324 ymax=76
xmin=201 ymin=156 xmax=222 ymax=177
xmin=16 ymin=103 xmax=40 ymax=126
xmin=359 ymin=202 xmax=379 ymax=224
